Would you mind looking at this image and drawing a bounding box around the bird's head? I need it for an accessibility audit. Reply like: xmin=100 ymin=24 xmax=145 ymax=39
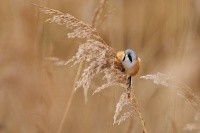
xmin=123 ymin=49 xmax=136 ymax=62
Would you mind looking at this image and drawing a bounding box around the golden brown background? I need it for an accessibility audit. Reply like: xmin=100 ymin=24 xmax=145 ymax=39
xmin=0 ymin=0 xmax=200 ymax=133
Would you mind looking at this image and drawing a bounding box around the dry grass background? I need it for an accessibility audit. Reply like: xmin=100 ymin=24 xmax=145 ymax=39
xmin=0 ymin=0 xmax=200 ymax=133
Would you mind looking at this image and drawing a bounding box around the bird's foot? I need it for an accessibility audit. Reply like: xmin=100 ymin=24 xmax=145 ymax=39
xmin=126 ymin=76 xmax=132 ymax=91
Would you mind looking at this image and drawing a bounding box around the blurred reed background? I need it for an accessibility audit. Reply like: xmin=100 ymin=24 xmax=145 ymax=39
xmin=0 ymin=0 xmax=200 ymax=133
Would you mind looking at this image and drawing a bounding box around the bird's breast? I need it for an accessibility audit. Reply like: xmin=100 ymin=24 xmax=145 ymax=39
xmin=122 ymin=58 xmax=140 ymax=76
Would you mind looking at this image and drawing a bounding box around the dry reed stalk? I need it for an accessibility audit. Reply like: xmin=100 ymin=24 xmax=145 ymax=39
xmin=96 ymin=9 xmax=115 ymax=29
xmin=56 ymin=61 xmax=83 ymax=133
xmin=130 ymin=88 xmax=147 ymax=133
xmin=91 ymin=0 xmax=108 ymax=27
xmin=38 ymin=1 xmax=147 ymax=132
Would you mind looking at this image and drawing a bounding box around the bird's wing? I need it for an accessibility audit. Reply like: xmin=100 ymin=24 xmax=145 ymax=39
xmin=117 ymin=51 xmax=124 ymax=61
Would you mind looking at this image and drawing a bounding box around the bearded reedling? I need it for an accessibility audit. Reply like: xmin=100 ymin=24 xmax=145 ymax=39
xmin=117 ymin=49 xmax=141 ymax=88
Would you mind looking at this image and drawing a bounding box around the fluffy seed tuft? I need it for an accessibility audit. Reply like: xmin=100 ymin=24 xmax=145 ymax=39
xmin=141 ymin=72 xmax=200 ymax=111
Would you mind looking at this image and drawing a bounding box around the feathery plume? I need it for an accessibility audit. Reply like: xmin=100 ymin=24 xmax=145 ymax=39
xmin=38 ymin=4 xmax=147 ymax=132
xmin=113 ymin=92 xmax=134 ymax=125
xmin=140 ymin=72 xmax=200 ymax=111
xmin=37 ymin=5 xmax=100 ymax=39
xmin=183 ymin=113 xmax=200 ymax=132
xmin=65 ymin=39 xmax=128 ymax=102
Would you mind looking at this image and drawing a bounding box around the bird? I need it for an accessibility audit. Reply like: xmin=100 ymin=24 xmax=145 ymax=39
xmin=117 ymin=49 xmax=141 ymax=88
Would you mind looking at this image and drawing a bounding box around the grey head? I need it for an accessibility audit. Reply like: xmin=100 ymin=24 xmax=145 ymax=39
xmin=122 ymin=49 xmax=136 ymax=63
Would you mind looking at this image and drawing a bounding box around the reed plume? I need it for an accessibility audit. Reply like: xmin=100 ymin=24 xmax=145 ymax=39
xmin=54 ymin=39 xmax=128 ymax=102
xmin=183 ymin=113 xmax=200 ymax=132
xmin=140 ymin=72 xmax=200 ymax=111
xmin=113 ymin=92 xmax=134 ymax=125
xmin=38 ymin=4 xmax=147 ymax=133
xmin=36 ymin=5 xmax=100 ymax=39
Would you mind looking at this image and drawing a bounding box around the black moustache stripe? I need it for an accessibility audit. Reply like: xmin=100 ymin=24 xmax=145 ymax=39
xmin=128 ymin=54 xmax=132 ymax=62
xmin=122 ymin=54 xmax=126 ymax=61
